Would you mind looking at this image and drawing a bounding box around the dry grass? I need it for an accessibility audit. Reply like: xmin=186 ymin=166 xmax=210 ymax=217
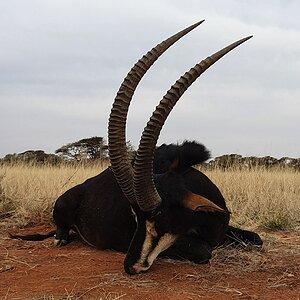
xmin=202 ymin=166 xmax=300 ymax=230
xmin=0 ymin=163 xmax=299 ymax=230
xmin=0 ymin=162 xmax=107 ymax=228
xmin=31 ymin=290 xmax=126 ymax=300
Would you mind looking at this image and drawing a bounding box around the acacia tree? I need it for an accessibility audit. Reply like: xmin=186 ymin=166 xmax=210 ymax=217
xmin=55 ymin=136 xmax=108 ymax=161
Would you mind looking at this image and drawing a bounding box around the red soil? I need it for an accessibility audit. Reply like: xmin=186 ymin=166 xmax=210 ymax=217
xmin=1 ymin=225 xmax=299 ymax=300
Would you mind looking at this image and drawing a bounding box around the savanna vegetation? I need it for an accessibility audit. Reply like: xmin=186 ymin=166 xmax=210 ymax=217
xmin=1 ymin=136 xmax=299 ymax=231
xmin=1 ymin=146 xmax=299 ymax=299
xmin=0 ymin=161 xmax=299 ymax=231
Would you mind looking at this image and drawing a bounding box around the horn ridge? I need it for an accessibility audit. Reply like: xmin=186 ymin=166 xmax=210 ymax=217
xmin=134 ymin=36 xmax=253 ymax=211
xmin=108 ymin=21 xmax=205 ymax=204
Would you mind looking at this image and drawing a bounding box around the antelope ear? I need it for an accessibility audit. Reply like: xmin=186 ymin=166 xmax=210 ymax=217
xmin=183 ymin=192 xmax=228 ymax=213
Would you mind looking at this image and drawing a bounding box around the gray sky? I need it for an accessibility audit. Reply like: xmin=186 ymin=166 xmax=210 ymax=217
xmin=1 ymin=0 xmax=299 ymax=158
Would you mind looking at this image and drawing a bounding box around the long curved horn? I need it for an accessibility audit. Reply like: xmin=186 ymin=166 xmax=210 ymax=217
xmin=133 ymin=36 xmax=252 ymax=211
xmin=108 ymin=21 xmax=204 ymax=204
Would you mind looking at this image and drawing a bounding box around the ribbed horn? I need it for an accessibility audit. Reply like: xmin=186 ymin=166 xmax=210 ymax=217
xmin=134 ymin=36 xmax=252 ymax=211
xmin=108 ymin=21 xmax=204 ymax=204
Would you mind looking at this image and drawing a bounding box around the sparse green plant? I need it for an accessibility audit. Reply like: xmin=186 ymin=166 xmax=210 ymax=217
xmin=263 ymin=216 xmax=290 ymax=231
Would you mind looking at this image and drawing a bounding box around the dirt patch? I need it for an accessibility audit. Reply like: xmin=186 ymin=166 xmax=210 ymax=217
xmin=1 ymin=225 xmax=300 ymax=300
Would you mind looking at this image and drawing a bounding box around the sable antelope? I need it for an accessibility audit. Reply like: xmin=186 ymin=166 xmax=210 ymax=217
xmin=10 ymin=21 xmax=262 ymax=274
xmin=108 ymin=20 xmax=260 ymax=274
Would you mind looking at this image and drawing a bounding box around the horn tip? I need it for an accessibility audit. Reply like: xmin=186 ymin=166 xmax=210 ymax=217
xmin=236 ymin=35 xmax=253 ymax=46
xmin=196 ymin=19 xmax=205 ymax=26
xmin=189 ymin=20 xmax=205 ymax=29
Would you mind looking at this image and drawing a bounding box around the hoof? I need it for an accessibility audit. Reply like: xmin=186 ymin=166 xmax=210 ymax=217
xmin=252 ymin=234 xmax=263 ymax=246
xmin=54 ymin=238 xmax=68 ymax=246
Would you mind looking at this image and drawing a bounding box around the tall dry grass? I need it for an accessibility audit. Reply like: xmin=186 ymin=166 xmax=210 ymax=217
xmin=0 ymin=162 xmax=108 ymax=228
xmin=0 ymin=163 xmax=299 ymax=230
xmin=203 ymin=166 xmax=300 ymax=230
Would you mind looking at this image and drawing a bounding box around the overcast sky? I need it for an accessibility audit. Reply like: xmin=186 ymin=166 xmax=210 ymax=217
xmin=0 ymin=0 xmax=299 ymax=159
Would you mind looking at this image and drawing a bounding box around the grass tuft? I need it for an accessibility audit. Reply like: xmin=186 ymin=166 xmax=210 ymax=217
xmin=264 ymin=217 xmax=290 ymax=231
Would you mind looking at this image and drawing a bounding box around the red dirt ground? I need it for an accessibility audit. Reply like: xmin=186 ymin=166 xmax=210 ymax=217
xmin=1 ymin=225 xmax=299 ymax=300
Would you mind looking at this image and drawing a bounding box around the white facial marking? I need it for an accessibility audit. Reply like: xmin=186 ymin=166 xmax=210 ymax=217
xmin=146 ymin=233 xmax=178 ymax=267
xmin=133 ymin=221 xmax=177 ymax=273
xmin=131 ymin=208 xmax=138 ymax=224
xmin=146 ymin=220 xmax=158 ymax=238
xmin=136 ymin=220 xmax=155 ymax=264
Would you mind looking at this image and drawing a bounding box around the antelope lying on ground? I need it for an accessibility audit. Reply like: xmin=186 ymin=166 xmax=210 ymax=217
xmin=11 ymin=21 xmax=262 ymax=274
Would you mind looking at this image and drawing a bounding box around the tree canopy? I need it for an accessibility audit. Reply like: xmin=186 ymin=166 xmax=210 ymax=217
xmin=55 ymin=136 xmax=108 ymax=161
